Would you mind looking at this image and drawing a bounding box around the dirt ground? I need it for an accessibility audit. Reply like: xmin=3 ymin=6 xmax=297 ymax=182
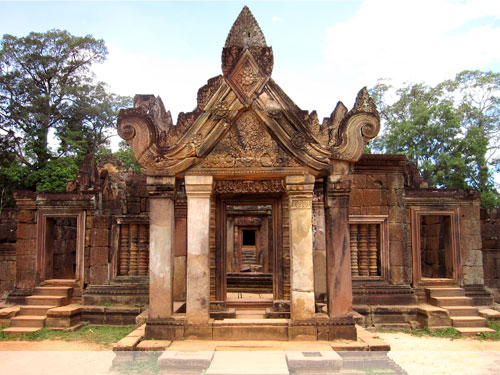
xmin=1 ymin=334 xmax=500 ymax=375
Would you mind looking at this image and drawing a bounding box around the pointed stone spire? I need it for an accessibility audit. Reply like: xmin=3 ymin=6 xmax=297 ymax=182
xmin=225 ymin=6 xmax=267 ymax=48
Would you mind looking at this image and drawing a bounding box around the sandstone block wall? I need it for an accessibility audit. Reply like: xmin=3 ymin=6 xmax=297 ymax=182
xmin=350 ymin=157 xmax=409 ymax=285
xmin=0 ymin=208 xmax=18 ymax=296
xmin=481 ymin=208 xmax=500 ymax=302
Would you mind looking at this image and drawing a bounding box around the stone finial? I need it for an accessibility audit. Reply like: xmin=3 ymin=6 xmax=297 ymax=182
xmin=225 ymin=6 xmax=267 ymax=48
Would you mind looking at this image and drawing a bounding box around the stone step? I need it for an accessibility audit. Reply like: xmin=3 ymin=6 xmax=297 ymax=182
xmin=41 ymin=279 xmax=78 ymax=286
xmin=25 ymin=295 xmax=66 ymax=307
xmin=212 ymin=318 xmax=289 ymax=340
xmin=235 ymin=310 xmax=266 ymax=319
xmin=1 ymin=327 xmax=41 ymax=335
xmin=451 ymin=316 xmax=487 ymax=328
xmin=19 ymin=305 xmax=55 ymax=316
xmin=456 ymin=327 xmax=496 ymax=337
xmin=33 ymin=286 xmax=72 ymax=297
xmin=426 ymin=287 xmax=465 ymax=298
xmin=446 ymin=306 xmax=479 ymax=317
xmin=429 ymin=296 xmax=472 ymax=307
xmin=10 ymin=315 xmax=46 ymax=328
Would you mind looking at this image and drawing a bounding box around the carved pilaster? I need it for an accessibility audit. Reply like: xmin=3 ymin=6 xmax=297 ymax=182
xmin=285 ymin=175 xmax=316 ymax=321
xmin=148 ymin=176 xmax=176 ymax=319
xmin=324 ymin=161 xmax=353 ymax=317
xmin=185 ymin=176 xmax=214 ymax=325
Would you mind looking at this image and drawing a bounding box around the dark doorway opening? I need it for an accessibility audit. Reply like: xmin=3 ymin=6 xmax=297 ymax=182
xmin=420 ymin=215 xmax=453 ymax=279
xmin=45 ymin=217 xmax=77 ymax=280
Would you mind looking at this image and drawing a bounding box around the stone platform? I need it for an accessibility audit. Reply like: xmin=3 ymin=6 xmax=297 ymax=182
xmin=112 ymin=325 xmax=396 ymax=375
xmin=144 ymin=314 xmax=358 ymax=341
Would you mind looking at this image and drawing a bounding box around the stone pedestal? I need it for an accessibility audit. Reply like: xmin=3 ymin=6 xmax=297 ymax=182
xmin=286 ymin=175 xmax=316 ymax=322
xmin=324 ymin=168 xmax=353 ymax=316
xmin=185 ymin=176 xmax=213 ymax=325
xmin=147 ymin=176 xmax=176 ymax=319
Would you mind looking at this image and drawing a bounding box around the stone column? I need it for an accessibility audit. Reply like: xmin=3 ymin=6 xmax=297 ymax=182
xmin=324 ymin=162 xmax=353 ymax=316
xmin=286 ymin=175 xmax=316 ymax=322
xmin=185 ymin=176 xmax=213 ymax=325
xmin=147 ymin=176 xmax=176 ymax=319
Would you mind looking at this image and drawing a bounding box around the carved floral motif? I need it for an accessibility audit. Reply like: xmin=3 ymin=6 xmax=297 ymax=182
xmin=214 ymin=179 xmax=286 ymax=194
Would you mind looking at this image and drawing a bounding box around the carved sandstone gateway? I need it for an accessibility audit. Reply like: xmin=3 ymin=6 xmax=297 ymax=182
xmin=2 ymin=6 xmax=496 ymax=340
xmin=117 ymin=6 xmax=379 ymax=340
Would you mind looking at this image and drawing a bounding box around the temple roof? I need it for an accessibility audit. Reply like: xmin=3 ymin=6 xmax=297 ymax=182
xmin=117 ymin=7 xmax=380 ymax=178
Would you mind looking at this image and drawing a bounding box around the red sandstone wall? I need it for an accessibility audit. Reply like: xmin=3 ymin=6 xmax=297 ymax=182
xmin=0 ymin=208 xmax=18 ymax=296
xmin=481 ymin=208 xmax=500 ymax=303
xmin=350 ymin=167 xmax=409 ymax=285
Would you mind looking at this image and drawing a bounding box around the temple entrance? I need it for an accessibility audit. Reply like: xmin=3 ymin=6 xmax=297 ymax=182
xmin=44 ymin=218 xmax=77 ymax=280
xmin=411 ymin=209 xmax=461 ymax=285
xmin=36 ymin=210 xmax=86 ymax=286
xmin=216 ymin=195 xmax=282 ymax=309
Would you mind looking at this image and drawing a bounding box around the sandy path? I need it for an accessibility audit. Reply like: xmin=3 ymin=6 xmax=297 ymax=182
xmin=0 ymin=339 xmax=108 ymax=351
xmin=379 ymin=332 xmax=500 ymax=375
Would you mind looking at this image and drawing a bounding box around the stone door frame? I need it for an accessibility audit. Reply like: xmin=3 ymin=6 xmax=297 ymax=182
xmin=36 ymin=209 xmax=86 ymax=287
xmin=411 ymin=208 xmax=461 ymax=285
xmin=216 ymin=194 xmax=283 ymax=301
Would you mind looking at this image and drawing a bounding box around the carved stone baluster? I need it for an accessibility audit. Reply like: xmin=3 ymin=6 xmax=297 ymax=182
xmin=358 ymin=224 xmax=369 ymax=276
xmin=128 ymin=224 xmax=139 ymax=275
xmin=369 ymin=224 xmax=379 ymax=276
xmin=350 ymin=224 xmax=359 ymax=276
xmin=138 ymin=224 xmax=149 ymax=276
xmin=119 ymin=224 xmax=130 ymax=276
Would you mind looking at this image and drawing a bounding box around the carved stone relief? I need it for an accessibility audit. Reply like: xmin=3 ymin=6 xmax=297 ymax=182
xmin=197 ymin=111 xmax=301 ymax=170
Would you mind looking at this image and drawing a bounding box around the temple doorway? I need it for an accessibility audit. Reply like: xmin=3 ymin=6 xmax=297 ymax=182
xmin=411 ymin=209 xmax=461 ymax=285
xmin=44 ymin=218 xmax=77 ymax=280
xmin=216 ymin=195 xmax=282 ymax=308
xmin=36 ymin=210 xmax=86 ymax=286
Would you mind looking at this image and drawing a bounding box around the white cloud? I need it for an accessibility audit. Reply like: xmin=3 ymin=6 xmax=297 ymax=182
xmin=93 ymin=45 xmax=220 ymax=121
xmin=322 ymin=0 xmax=500 ymax=93
xmin=272 ymin=16 xmax=281 ymax=22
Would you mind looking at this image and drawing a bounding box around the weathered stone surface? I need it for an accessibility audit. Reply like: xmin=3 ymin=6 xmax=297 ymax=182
xmin=149 ymin=192 xmax=175 ymax=319
xmin=185 ymin=176 xmax=212 ymax=324
xmin=90 ymin=246 xmax=108 ymax=266
xmin=89 ymin=265 xmax=107 ymax=285
xmin=90 ymin=228 xmax=109 ymax=247
xmin=17 ymin=224 xmax=36 ymax=239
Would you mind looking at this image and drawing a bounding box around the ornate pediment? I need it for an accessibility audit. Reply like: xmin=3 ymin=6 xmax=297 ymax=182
xmin=189 ymin=110 xmax=303 ymax=176
xmin=117 ymin=6 xmax=380 ymax=177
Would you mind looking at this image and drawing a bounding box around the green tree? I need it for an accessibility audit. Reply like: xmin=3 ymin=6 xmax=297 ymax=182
xmin=0 ymin=29 xmax=131 ymax=200
xmin=371 ymin=71 xmax=500 ymax=207
xmin=113 ymin=141 xmax=142 ymax=174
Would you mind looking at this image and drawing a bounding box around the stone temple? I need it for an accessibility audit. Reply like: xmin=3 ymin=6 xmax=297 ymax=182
xmin=1 ymin=7 xmax=499 ymax=338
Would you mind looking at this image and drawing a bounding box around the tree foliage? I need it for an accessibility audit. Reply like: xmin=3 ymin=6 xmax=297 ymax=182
xmin=0 ymin=30 xmax=131 ymax=209
xmin=370 ymin=70 xmax=500 ymax=207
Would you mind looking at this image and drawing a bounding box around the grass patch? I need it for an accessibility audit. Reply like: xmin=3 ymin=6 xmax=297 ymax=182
xmin=0 ymin=324 xmax=135 ymax=347
xmin=478 ymin=320 xmax=500 ymax=341
xmin=402 ymin=326 xmax=462 ymax=339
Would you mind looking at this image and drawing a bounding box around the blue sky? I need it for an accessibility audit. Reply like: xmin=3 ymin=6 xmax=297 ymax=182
xmin=2 ymin=0 xmax=499 ymax=121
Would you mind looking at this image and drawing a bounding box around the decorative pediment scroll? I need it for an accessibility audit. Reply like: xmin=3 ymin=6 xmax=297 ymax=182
xmin=117 ymin=6 xmax=380 ymax=178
